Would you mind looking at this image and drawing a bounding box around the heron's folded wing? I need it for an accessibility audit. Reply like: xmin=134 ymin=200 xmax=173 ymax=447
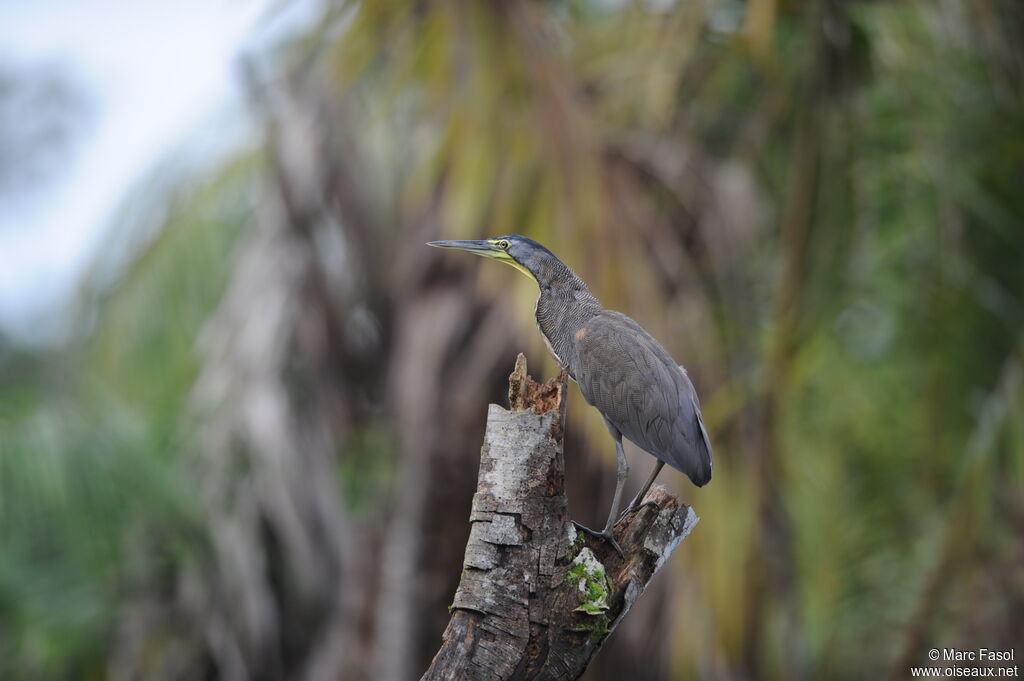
xmin=573 ymin=313 xmax=712 ymax=485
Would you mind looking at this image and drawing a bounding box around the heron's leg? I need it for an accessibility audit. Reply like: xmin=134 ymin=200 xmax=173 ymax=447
xmin=573 ymin=423 xmax=627 ymax=557
xmin=621 ymin=460 xmax=665 ymax=519
xmin=602 ymin=432 xmax=629 ymax=535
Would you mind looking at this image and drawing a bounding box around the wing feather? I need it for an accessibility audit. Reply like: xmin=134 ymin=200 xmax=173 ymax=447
xmin=574 ymin=312 xmax=713 ymax=487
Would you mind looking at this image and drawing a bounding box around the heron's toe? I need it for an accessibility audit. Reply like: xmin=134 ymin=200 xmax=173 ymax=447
xmin=617 ymin=499 xmax=659 ymax=524
xmin=572 ymin=521 xmax=625 ymax=558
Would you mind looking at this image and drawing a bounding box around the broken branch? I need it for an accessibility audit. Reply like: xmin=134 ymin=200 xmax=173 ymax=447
xmin=420 ymin=354 xmax=699 ymax=681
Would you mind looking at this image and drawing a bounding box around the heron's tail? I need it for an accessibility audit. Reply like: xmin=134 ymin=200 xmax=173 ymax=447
xmin=682 ymin=365 xmax=713 ymax=487
xmin=690 ymin=406 xmax=713 ymax=486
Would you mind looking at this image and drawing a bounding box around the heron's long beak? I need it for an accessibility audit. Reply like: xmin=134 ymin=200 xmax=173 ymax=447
xmin=426 ymin=239 xmax=502 ymax=255
xmin=427 ymin=238 xmax=535 ymax=281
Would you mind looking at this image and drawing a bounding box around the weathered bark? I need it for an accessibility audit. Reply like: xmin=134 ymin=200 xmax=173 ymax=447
xmin=421 ymin=355 xmax=699 ymax=681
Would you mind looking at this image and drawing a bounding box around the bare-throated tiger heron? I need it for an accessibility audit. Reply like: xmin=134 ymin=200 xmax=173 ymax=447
xmin=428 ymin=235 xmax=713 ymax=554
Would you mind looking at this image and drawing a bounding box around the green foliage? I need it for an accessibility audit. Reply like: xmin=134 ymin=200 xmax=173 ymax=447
xmin=0 ymin=387 xmax=200 ymax=678
xmin=337 ymin=421 xmax=397 ymax=516
xmin=0 ymin=151 xmax=258 ymax=679
xmin=2 ymin=0 xmax=1023 ymax=679
xmin=88 ymin=151 xmax=260 ymax=432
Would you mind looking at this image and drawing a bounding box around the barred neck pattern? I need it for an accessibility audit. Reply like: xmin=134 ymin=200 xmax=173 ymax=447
xmin=534 ymin=267 xmax=602 ymax=379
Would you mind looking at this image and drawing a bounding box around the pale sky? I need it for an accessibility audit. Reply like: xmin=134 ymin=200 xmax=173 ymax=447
xmin=0 ymin=0 xmax=298 ymax=345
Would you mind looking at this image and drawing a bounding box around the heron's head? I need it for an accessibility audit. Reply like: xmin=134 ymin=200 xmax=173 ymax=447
xmin=427 ymin=235 xmax=564 ymax=286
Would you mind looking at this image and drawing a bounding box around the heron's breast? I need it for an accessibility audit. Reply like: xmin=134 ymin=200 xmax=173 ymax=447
xmin=534 ymin=296 xmax=568 ymax=371
xmin=537 ymin=321 xmax=565 ymax=369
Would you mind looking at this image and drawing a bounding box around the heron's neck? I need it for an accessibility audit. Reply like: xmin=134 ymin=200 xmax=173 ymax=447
xmin=534 ymin=269 xmax=602 ymax=377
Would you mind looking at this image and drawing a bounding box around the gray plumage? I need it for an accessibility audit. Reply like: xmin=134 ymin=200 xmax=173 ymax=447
xmin=427 ymin=234 xmax=713 ymax=549
xmin=529 ymin=248 xmax=712 ymax=488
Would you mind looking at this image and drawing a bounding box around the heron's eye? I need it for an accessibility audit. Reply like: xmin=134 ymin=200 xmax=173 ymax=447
xmin=499 ymin=240 xmax=511 ymax=250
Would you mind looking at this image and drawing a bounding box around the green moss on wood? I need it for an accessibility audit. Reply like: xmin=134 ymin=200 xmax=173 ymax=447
xmin=565 ymin=547 xmax=609 ymax=616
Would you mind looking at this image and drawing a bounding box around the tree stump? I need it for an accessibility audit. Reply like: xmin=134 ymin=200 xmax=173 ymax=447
xmin=421 ymin=354 xmax=699 ymax=681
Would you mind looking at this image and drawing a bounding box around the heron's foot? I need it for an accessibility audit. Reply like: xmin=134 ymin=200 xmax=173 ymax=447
xmin=572 ymin=520 xmax=625 ymax=558
xmin=617 ymin=498 xmax=660 ymax=524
